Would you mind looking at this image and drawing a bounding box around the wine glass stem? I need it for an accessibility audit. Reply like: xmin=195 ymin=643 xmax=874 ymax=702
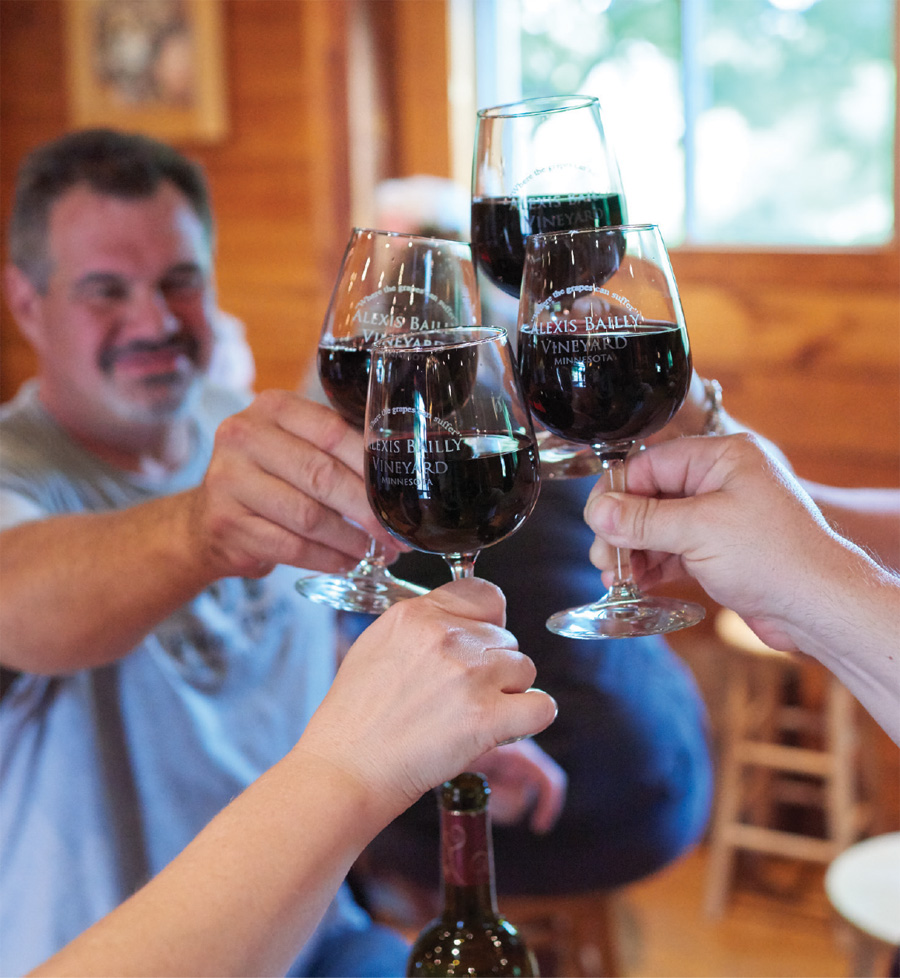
xmin=599 ymin=448 xmax=641 ymax=601
xmin=352 ymin=536 xmax=387 ymax=574
xmin=446 ymin=554 xmax=478 ymax=580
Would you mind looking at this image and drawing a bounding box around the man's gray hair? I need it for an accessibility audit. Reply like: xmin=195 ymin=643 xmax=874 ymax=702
xmin=7 ymin=128 xmax=214 ymax=292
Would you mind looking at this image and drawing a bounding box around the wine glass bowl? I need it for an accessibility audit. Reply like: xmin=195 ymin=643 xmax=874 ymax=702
xmin=519 ymin=228 xmax=686 ymax=446
xmin=471 ymin=94 xmax=627 ymax=477
xmin=295 ymin=228 xmax=481 ymax=614
xmin=517 ymin=223 xmax=706 ymax=639
xmin=365 ymin=327 xmax=540 ymax=582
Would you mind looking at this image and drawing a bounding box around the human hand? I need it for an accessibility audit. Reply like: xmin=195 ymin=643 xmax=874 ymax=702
xmin=187 ymin=390 xmax=402 ymax=579
xmin=472 ymin=739 xmax=567 ymax=834
xmin=584 ymin=433 xmax=848 ymax=650
xmin=642 ymin=370 xmax=709 ymax=444
xmin=296 ymin=579 xmax=558 ymax=819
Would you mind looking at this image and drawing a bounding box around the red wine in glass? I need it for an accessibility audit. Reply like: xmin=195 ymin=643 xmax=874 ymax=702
xmin=365 ymin=328 xmax=540 ymax=582
xmin=517 ymin=223 xmax=706 ymax=639
xmin=518 ymin=320 xmax=691 ymax=444
xmin=367 ymin=431 xmax=539 ymax=556
xmin=318 ymin=338 xmax=371 ymax=429
xmin=471 ymin=191 xmax=627 ymax=298
xmin=295 ymin=228 xmax=481 ymax=615
xmin=471 ymin=95 xmax=628 ymax=478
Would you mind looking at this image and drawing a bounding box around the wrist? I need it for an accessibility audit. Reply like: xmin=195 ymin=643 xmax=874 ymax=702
xmin=699 ymin=378 xmax=725 ymax=435
xmin=287 ymin=740 xmax=406 ymax=840
xmin=158 ymin=490 xmax=224 ymax=590
xmin=668 ymin=374 xmax=729 ymax=438
xmin=781 ymin=534 xmax=888 ymax=660
xmin=784 ymin=543 xmax=900 ymax=743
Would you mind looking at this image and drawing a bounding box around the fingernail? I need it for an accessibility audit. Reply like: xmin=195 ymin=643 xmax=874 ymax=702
xmin=527 ymin=688 xmax=558 ymax=722
xmin=586 ymin=494 xmax=621 ymax=532
xmin=497 ymin=735 xmax=529 ymax=746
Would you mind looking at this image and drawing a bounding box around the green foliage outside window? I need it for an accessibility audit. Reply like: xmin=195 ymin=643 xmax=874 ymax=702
xmin=515 ymin=0 xmax=895 ymax=246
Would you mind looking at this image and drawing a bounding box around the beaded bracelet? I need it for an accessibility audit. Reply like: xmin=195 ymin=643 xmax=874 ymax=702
xmin=701 ymin=378 xmax=725 ymax=435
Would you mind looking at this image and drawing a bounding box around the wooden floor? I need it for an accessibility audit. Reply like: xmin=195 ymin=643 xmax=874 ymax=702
xmin=614 ymin=843 xmax=856 ymax=978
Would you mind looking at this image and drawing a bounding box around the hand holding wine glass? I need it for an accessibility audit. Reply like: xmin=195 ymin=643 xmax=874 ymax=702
xmin=365 ymin=327 xmax=540 ymax=582
xmin=517 ymin=223 xmax=706 ymax=639
xmin=295 ymin=228 xmax=481 ymax=614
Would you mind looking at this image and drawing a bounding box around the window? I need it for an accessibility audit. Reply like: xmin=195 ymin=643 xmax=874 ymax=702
xmin=472 ymin=0 xmax=896 ymax=247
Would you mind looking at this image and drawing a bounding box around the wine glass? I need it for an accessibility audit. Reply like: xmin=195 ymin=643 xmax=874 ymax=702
xmin=295 ymin=228 xmax=481 ymax=614
xmin=365 ymin=327 xmax=540 ymax=582
xmin=471 ymin=94 xmax=627 ymax=479
xmin=517 ymin=223 xmax=706 ymax=639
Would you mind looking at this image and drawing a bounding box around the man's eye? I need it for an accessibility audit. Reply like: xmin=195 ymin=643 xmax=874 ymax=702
xmin=83 ymin=282 xmax=129 ymax=303
xmin=161 ymin=272 xmax=205 ymax=296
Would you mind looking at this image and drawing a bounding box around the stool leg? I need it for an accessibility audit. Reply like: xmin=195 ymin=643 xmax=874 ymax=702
xmin=588 ymin=894 xmax=620 ymax=978
xmin=705 ymin=659 xmax=750 ymax=917
xmin=848 ymin=933 xmax=891 ymax=978
xmin=825 ymin=680 xmax=859 ymax=854
xmin=746 ymin=662 xmax=783 ymax=830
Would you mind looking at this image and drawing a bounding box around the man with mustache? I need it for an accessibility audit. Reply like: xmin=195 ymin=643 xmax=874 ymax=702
xmin=0 ymin=129 xmax=564 ymax=976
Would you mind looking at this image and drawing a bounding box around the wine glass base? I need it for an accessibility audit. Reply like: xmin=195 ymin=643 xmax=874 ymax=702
xmin=295 ymin=566 xmax=428 ymax=615
xmin=546 ymin=594 xmax=706 ymax=639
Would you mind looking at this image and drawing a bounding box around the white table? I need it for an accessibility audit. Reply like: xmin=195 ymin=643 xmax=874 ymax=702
xmin=825 ymin=831 xmax=900 ymax=977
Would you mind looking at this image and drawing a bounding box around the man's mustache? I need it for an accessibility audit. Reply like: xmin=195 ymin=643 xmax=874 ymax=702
xmin=99 ymin=335 xmax=199 ymax=372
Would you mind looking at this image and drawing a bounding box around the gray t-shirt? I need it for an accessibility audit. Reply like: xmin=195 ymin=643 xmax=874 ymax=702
xmin=0 ymin=381 xmax=367 ymax=975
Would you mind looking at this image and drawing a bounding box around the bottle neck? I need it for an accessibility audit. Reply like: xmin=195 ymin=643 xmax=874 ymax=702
xmin=439 ymin=806 xmax=499 ymax=921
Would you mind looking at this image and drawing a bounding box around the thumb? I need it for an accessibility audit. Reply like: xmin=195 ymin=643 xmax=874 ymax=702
xmin=585 ymin=491 xmax=696 ymax=560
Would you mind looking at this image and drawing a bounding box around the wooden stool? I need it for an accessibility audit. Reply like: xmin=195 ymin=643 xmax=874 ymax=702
xmin=500 ymin=890 xmax=621 ymax=978
xmin=825 ymin=831 xmax=900 ymax=977
xmin=704 ymin=609 xmax=872 ymax=918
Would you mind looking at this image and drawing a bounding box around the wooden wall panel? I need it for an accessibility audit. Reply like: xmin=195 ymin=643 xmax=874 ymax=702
xmin=0 ymin=0 xmax=68 ymax=397
xmin=673 ymin=251 xmax=900 ymax=488
xmin=386 ymin=0 xmax=452 ymax=176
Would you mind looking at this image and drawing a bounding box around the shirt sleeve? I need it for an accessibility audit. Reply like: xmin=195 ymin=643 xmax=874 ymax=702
xmin=0 ymin=487 xmax=48 ymax=532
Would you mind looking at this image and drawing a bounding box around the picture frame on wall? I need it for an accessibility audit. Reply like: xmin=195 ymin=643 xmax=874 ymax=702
xmin=64 ymin=0 xmax=228 ymax=144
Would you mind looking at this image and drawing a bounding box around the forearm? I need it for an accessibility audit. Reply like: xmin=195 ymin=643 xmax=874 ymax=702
xmin=30 ymin=747 xmax=394 ymax=978
xmin=0 ymin=491 xmax=215 ymax=673
xmin=802 ymin=481 xmax=900 ymax=571
xmin=788 ymin=540 xmax=900 ymax=745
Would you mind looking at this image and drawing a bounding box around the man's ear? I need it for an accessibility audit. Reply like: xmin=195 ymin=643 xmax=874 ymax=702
xmin=3 ymin=263 xmax=46 ymax=351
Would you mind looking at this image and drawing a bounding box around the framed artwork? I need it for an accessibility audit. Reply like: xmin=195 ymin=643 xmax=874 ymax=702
xmin=64 ymin=0 xmax=228 ymax=143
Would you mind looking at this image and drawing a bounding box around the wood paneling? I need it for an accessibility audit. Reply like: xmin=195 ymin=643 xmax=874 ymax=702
xmin=0 ymin=0 xmax=68 ymax=397
xmin=386 ymin=0 xmax=452 ymax=176
xmin=673 ymin=250 xmax=900 ymax=487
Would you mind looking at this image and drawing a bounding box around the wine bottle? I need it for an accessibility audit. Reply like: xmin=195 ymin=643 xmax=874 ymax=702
xmin=406 ymin=772 xmax=538 ymax=977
